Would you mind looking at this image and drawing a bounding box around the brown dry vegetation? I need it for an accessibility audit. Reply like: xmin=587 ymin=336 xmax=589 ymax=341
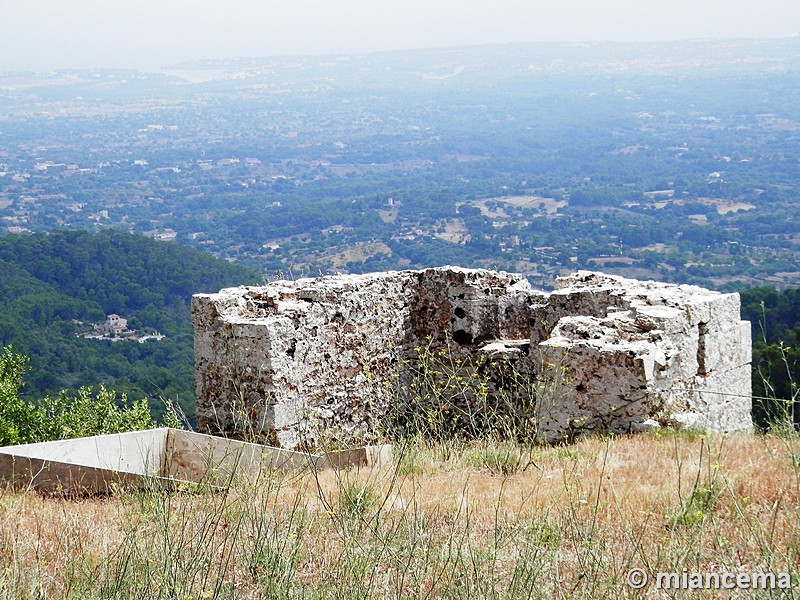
xmin=1 ymin=431 xmax=798 ymax=598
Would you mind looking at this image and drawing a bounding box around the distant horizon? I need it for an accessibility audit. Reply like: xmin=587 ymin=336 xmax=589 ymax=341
xmin=2 ymin=35 xmax=799 ymax=75
xmin=2 ymin=0 xmax=799 ymax=72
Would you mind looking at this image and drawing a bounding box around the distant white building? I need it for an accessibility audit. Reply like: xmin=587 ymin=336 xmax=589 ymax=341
xmin=103 ymin=314 xmax=128 ymax=335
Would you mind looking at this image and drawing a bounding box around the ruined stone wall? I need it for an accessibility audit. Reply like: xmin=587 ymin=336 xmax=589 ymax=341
xmin=533 ymin=272 xmax=752 ymax=441
xmin=193 ymin=272 xmax=412 ymax=448
xmin=192 ymin=268 xmax=752 ymax=448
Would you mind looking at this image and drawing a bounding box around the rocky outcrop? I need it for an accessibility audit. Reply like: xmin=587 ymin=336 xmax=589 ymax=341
xmin=192 ymin=268 xmax=752 ymax=448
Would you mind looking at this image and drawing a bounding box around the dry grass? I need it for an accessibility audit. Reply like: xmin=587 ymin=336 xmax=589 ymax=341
xmin=1 ymin=431 xmax=799 ymax=598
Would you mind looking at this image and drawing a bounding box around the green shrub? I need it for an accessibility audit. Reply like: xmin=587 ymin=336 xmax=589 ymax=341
xmin=338 ymin=479 xmax=380 ymax=519
xmin=0 ymin=347 xmax=40 ymax=446
xmin=36 ymin=386 xmax=157 ymax=441
xmin=0 ymin=346 xmax=160 ymax=446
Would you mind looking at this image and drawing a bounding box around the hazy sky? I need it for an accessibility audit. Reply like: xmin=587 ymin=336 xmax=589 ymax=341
xmin=2 ymin=0 xmax=799 ymax=72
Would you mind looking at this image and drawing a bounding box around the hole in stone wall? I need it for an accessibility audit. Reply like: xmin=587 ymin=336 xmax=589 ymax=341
xmin=454 ymin=306 xmax=467 ymax=319
xmin=452 ymin=329 xmax=473 ymax=345
xmin=697 ymin=321 xmax=708 ymax=375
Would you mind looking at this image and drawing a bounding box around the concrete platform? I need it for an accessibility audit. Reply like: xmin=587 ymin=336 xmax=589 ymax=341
xmin=0 ymin=428 xmax=392 ymax=495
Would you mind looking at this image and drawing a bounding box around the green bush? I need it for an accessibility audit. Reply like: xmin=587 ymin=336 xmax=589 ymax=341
xmin=36 ymin=386 xmax=157 ymax=442
xmin=0 ymin=346 xmax=160 ymax=446
xmin=0 ymin=347 xmax=40 ymax=446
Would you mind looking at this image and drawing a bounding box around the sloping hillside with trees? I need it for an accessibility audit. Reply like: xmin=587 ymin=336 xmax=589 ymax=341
xmin=0 ymin=230 xmax=259 ymax=420
xmin=740 ymin=287 xmax=800 ymax=428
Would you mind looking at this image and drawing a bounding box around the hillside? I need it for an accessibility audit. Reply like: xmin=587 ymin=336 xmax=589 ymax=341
xmin=0 ymin=230 xmax=259 ymax=420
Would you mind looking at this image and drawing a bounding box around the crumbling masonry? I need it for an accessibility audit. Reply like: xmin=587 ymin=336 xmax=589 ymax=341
xmin=192 ymin=268 xmax=752 ymax=449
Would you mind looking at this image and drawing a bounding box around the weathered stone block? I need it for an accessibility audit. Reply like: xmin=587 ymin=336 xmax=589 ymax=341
xmin=193 ymin=268 xmax=753 ymax=449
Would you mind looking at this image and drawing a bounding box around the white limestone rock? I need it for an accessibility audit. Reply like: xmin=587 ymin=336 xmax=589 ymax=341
xmin=193 ymin=268 xmax=753 ymax=449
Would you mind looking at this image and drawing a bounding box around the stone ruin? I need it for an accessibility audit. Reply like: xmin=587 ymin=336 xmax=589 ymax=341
xmin=192 ymin=268 xmax=752 ymax=449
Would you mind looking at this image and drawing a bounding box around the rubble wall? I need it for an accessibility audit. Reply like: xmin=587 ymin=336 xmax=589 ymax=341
xmin=193 ymin=268 xmax=753 ymax=448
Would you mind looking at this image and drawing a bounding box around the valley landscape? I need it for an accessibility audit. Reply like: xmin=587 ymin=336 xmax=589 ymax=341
xmin=2 ymin=39 xmax=799 ymax=289
xmin=1 ymin=34 xmax=800 ymax=598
